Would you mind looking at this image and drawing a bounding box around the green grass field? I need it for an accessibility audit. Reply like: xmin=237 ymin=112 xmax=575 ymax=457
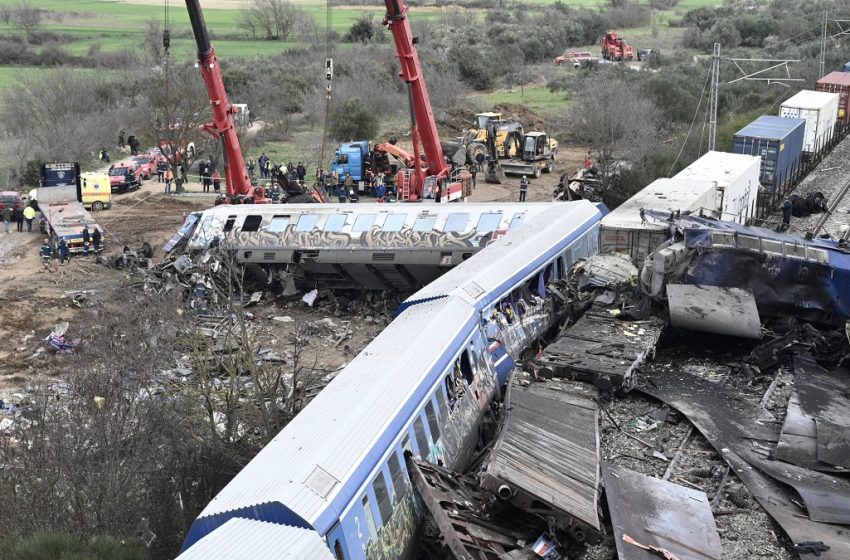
xmin=477 ymin=84 xmax=570 ymax=113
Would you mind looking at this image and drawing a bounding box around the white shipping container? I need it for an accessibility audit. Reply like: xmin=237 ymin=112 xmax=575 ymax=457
xmin=600 ymin=177 xmax=717 ymax=265
xmin=674 ymin=151 xmax=760 ymax=224
xmin=780 ymin=90 xmax=840 ymax=153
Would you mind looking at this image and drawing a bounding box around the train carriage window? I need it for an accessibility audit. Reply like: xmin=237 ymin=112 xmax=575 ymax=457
xmin=414 ymin=216 xmax=436 ymax=231
xmin=402 ymin=434 xmax=412 ymax=455
xmin=425 ymin=400 xmax=441 ymax=442
xmin=296 ymin=214 xmax=319 ymax=231
xmin=510 ymin=213 xmax=524 ymax=230
xmin=413 ymin=415 xmax=430 ymax=458
xmin=241 ymin=215 xmax=262 ymax=232
xmin=372 ymin=471 xmax=393 ymax=523
xmin=223 ymin=215 xmax=237 ymax=232
xmin=477 ymin=213 xmax=502 ymax=233
xmin=388 ymin=452 xmax=408 ymax=500
xmin=436 ymin=384 xmax=449 ymax=420
xmin=324 ymin=214 xmax=347 ymax=232
xmin=334 ymin=540 xmax=346 ymax=560
xmin=268 ymin=215 xmax=290 ymax=233
xmin=444 ymin=213 xmax=470 ymax=233
xmin=353 ymin=214 xmax=377 ymax=232
xmin=459 ymin=350 xmax=474 ymax=384
xmin=361 ymin=495 xmax=378 ymax=541
xmin=382 ymin=214 xmax=407 ymax=232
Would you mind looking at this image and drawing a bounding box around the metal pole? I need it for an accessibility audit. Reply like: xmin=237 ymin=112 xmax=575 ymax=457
xmin=820 ymin=10 xmax=828 ymax=78
xmin=708 ymin=43 xmax=720 ymax=152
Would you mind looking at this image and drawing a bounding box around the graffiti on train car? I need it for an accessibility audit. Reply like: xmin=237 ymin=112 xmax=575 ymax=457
xmin=364 ymin=491 xmax=422 ymax=560
xmin=226 ymin=223 xmax=493 ymax=251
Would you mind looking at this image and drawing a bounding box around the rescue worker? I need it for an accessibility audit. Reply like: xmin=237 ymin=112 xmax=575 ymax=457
xmin=92 ymin=227 xmax=102 ymax=253
xmin=40 ymin=238 xmax=53 ymax=267
xmin=58 ymin=238 xmax=69 ymax=264
xmin=2 ymin=205 xmax=11 ymax=234
xmin=156 ymin=158 xmax=166 ymax=182
xmin=349 ymin=188 xmax=359 ymax=203
xmin=264 ymin=158 xmax=272 ymax=179
xmin=12 ymin=205 xmax=22 ymax=232
xmin=475 ymin=151 xmax=485 ymax=171
xmin=212 ymin=170 xmax=221 ymax=194
xmin=296 ymin=162 xmax=306 ymax=184
xmin=781 ymin=198 xmax=793 ymax=232
xmin=583 ymin=151 xmax=594 ymax=170
xmin=258 ymin=153 xmax=268 ymax=178
xmin=247 ymin=156 xmax=256 ymax=179
xmin=164 ymin=167 xmax=174 ymax=194
xmin=469 ymin=164 xmax=477 ymax=189
xmin=118 ymin=128 xmax=126 ymax=148
xmin=81 ymin=225 xmax=90 ymax=251
xmin=519 ymin=175 xmax=529 ymax=202
xmin=99 ymin=148 xmax=110 ymax=163
xmin=23 ymin=204 xmax=35 ymax=233
xmin=201 ymin=162 xmax=212 ymax=193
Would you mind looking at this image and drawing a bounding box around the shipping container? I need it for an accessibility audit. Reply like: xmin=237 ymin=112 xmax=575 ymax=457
xmin=779 ymin=90 xmax=839 ymax=153
xmin=732 ymin=115 xmax=805 ymax=192
xmin=674 ymin=150 xmax=761 ymax=223
xmin=600 ymin=177 xmax=717 ymax=265
xmin=816 ymin=72 xmax=850 ymax=123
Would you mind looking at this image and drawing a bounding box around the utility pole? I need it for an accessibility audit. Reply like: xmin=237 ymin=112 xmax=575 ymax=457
xmin=708 ymin=43 xmax=720 ymax=152
xmin=820 ymin=10 xmax=828 ymax=79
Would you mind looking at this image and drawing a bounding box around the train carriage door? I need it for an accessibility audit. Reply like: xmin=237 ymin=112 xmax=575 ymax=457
xmin=327 ymin=522 xmax=349 ymax=560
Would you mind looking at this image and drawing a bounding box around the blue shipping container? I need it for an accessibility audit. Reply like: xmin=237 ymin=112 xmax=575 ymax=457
xmin=732 ymin=115 xmax=805 ymax=192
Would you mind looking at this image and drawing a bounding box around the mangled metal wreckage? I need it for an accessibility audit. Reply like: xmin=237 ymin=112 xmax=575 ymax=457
xmin=640 ymin=212 xmax=850 ymax=327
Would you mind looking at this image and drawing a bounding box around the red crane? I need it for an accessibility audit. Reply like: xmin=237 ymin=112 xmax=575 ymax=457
xmin=383 ymin=0 xmax=470 ymax=202
xmin=185 ymin=0 xmax=265 ymax=203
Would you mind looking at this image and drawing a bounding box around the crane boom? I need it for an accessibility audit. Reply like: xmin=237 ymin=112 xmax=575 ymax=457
xmin=185 ymin=0 xmax=258 ymax=202
xmin=384 ymin=0 xmax=468 ymax=201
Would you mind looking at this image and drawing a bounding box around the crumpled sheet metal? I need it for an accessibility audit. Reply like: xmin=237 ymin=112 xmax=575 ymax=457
xmin=640 ymin=371 xmax=850 ymax=560
xmin=602 ymin=462 xmax=722 ymax=560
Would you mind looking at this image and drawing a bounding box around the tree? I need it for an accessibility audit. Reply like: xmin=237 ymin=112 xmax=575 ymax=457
xmin=12 ymin=0 xmax=40 ymax=41
xmin=566 ymin=70 xmax=662 ymax=187
xmin=347 ymin=14 xmax=374 ymax=44
xmin=237 ymin=0 xmax=309 ymax=41
xmin=330 ymin=97 xmax=379 ymax=141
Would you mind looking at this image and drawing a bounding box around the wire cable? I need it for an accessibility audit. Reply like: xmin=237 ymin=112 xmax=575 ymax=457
xmin=668 ymin=65 xmax=712 ymax=176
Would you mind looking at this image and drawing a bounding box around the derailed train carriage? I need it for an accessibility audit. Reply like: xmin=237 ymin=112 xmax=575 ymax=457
xmin=177 ymin=201 xmax=603 ymax=559
xmin=168 ymin=203 xmax=566 ymax=291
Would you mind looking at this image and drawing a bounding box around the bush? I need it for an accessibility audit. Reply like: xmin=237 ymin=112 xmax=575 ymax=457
xmin=330 ymin=97 xmax=379 ymax=141
xmin=0 ymin=533 xmax=148 ymax=560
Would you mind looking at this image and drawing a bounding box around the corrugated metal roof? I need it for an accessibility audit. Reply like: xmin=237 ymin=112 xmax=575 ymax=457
xmin=674 ymin=150 xmax=760 ymax=189
xmin=192 ymin=296 xmax=478 ymax=536
xmin=600 ymin=178 xmax=717 ymax=230
xmin=781 ymin=89 xmax=840 ymax=110
xmin=734 ymin=115 xmax=806 ymax=141
xmin=176 ymin=518 xmax=334 ymax=560
xmin=817 ymin=71 xmax=850 ymax=87
xmin=403 ymin=201 xmax=602 ymax=309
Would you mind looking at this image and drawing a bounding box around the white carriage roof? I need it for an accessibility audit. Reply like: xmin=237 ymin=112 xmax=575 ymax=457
xmin=177 ymin=518 xmax=334 ymax=560
xmin=404 ymin=200 xmax=602 ymax=309
xmin=194 ymin=296 xmax=477 ymax=535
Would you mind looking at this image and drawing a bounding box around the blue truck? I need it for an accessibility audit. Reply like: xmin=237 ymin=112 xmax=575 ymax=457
xmin=732 ymin=115 xmax=805 ymax=192
xmin=331 ymin=141 xmax=370 ymax=186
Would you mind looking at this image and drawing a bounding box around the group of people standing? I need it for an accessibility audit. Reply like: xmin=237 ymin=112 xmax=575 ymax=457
xmin=2 ymin=204 xmax=37 ymax=234
xmin=39 ymin=225 xmax=103 ymax=270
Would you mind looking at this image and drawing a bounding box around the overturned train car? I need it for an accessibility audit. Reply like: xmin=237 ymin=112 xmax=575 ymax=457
xmin=166 ymin=203 xmax=563 ymax=290
xmin=177 ymin=201 xmax=603 ymax=560
xmin=641 ymin=213 xmax=850 ymax=326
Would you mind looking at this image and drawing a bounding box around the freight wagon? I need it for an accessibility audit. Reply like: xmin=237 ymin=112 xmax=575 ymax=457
xmin=816 ymin=72 xmax=850 ymax=124
xmin=779 ymin=90 xmax=840 ymax=154
xmin=599 ymin=178 xmax=718 ymax=265
xmin=732 ymin=115 xmax=805 ymax=193
xmin=674 ymin=151 xmax=761 ymax=224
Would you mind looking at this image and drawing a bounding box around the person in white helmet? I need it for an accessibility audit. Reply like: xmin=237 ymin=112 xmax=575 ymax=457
xmin=519 ymin=175 xmax=529 ymax=202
